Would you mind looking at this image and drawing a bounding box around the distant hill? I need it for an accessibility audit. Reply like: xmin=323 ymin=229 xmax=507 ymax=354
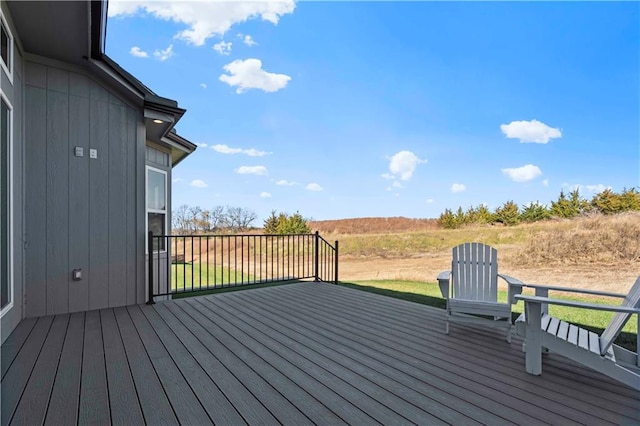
xmin=309 ymin=217 xmax=439 ymax=234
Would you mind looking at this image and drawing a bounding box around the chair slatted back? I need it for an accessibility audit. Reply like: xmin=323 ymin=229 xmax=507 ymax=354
xmin=451 ymin=243 xmax=498 ymax=302
xmin=599 ymin=276 xmax=640 ymax=355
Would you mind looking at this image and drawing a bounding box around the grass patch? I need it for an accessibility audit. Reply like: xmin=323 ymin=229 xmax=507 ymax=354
xmin=342 ymin=280 xmax=638 ymax=351
xmin=170 ymin=263 xmax=254 ymax=291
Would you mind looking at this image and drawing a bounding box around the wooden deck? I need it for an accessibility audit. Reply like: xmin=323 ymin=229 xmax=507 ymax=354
xmin=2 ymin=282 xmax=638 ymax=425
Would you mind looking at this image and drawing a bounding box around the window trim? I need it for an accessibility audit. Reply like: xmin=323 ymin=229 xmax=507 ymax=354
xmin=0 ymin=10 xmax=14 ymax=85
xmin=146 ymin=165 xmax=168 ymax=254
xmin=1 ymin=90 xmax=13 ymax=317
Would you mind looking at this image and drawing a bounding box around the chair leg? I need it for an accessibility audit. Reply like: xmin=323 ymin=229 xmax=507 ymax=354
xmin=506 ymin=324 xmax=512 ymax=343
xmin=445 ymin=311 xmax=450 ymax=334
xmin=524 ymin=302 xmax=543 ymax=375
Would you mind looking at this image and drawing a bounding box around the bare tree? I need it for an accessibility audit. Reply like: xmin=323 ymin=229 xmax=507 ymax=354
xmin=210 ymin=206 xmax=226 ymax=231
xmin=188 ymin=206 xmax=202 ymax=232
xmin=172 ymin=204 xmax=190 ymax=234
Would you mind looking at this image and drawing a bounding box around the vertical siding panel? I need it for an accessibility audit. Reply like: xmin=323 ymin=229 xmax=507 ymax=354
xmin=68 ymin=94 xmax=90 ymax=312
xmin=46 ymin=89 xmax=70 ymax=314
xmin=24 ymin=86 xmax=47 ymax=318
xmin=136 ymin=122 xmax=146 ymax=303
xmin=69 ymin=73 xmax=90 ymax=98
xmin=46 ymin=68 xmax=69 ymax=94
xmin=89 ymin=97 xmax=110 ymax=310
xmin=108 ymin=102 xmax=127 ymax=307
xmin=126 ymin=110 xmax=137 ymax=305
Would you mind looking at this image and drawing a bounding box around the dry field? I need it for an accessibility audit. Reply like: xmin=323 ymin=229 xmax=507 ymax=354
xmin=310 ymin=212 xmax=640 ymax=293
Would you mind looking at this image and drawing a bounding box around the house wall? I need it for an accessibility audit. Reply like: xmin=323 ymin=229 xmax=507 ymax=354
xmin=23 ymin=58 xmax=146 ymax=317
xmin=0 ymin=0 xmax=24 ymax=342
xmin=145 ymin=143 xmax=172 ymax=301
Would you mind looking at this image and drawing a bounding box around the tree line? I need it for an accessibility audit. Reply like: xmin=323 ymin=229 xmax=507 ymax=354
xmin=438 ymin=187 xmax=640 ymax=229
xmin=171 ymin=205 xmax=312 ymax=235
xmin=172 ymin=205 xmax=258 ymax=234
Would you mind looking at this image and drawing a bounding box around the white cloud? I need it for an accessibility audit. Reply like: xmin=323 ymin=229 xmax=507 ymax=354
xmin=451 ymin=183 xmax=466 ymax=193
xmin=386 ymin=181 xmax=403 ymax=191
xmin=190 ymin=179 xmax=208 ymax=188
xmin=220 ymin=59 xmax=291 ymax=94
xmin=306 ymin=183 xmax=323 ymax=191
xmin=236 ymin=166 xmax=268 ymax=175
xmin=213 ymin=41 xmax=232 ymax=55
xmin=129 ymin=46 xmax=149 ymax=58
xmin=212 ymin=144 xmax=270 ymax=157
xmin=154 ymin=44 xmax=174 ymax=61
xmin=200 ymin=83 xmax=207 ymax=89
xmin=542 ymin=179 xmax=549 ymax=187
xmin=260 ymin=192 xmax=272 ymax=198
xmin=275 ymin=179 xmax=296 ymax=186
xmin=388 ymin=151 xmax=425 ymax=181
xmin=381 ymin=173 xmax=395 ymax=180
xmin=563 ymin=183 xmax=612 ymax=193
xmin=501 ymin=164 xmax=542 ymax=182
xmin=586 ymin=184 xmax=611 ymax=193
xmin=500 ymin=119 xmax=562 ymax=144
xmin=108 ymin=1 xmax=296 ymax=46
xmin=173 ymin=178 xmax=183 ymax=183
xmin=426 ymin=199 xmax=434 ymax=204
xmin=196 ymin=142 xmax=208 ymax=147
xmin=243 ymin=35 xmax=257 ymax=46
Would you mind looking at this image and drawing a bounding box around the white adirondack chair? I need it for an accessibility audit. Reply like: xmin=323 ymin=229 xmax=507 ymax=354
xmin=437 ymin=242 xmax=524 ymax=342
xmin=515 ymin=276 xmax=640 ymax=391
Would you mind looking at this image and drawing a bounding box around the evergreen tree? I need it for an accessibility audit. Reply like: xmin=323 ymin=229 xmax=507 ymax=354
xmin=494 ymin=201 xmax=520 ymax=226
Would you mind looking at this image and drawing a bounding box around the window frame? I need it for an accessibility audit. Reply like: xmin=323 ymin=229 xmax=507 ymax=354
xmin=0 ymin=9 xmax=14 ymax=85
xmin=146 ymin=165 xmax=168 ymax=254
xmin=1 ymin=90 xmax=13 ymax=317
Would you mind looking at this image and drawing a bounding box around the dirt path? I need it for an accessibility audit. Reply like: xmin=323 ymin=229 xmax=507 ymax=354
xmin=339 ymin=255 xmax=639 ymax=294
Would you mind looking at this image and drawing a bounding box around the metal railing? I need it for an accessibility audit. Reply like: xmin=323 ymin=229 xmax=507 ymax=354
xmin=147 ymin=231 xmax=338 ymax=303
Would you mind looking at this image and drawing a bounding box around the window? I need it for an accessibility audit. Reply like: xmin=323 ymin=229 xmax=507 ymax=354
xmin=146 ymin=166 xmax=167 ymax=252
xmin=1 ymin=94 xmax=12 ymax=314
xmin=0 ymin=11 xmax=13 ymax=84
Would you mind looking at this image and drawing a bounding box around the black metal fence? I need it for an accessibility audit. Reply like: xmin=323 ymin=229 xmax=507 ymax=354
xmin=147 ymin=231 xmax=338 ymax=303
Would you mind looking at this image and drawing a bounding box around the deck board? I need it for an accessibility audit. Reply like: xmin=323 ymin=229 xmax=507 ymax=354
xmin=1 ymin=315 xmax=54 ymax=426
xmin=1 ymin=317 xmax=38 ymax=380
xmin=101 ymin=308 xmax=144 ymax=425
xmin=113 ymin=306 xmax=177 ymax=425
xmin=155 ymin=302 xmax=276 ymax=425
xmin=2 ymin=282 xmax=639 ymax=426
xmin=78 ymin=310 xmax=110 ymax=425
xmin=138 ymin=304 xmax=247 ymax=425
xmin=277 ymin=284 xmax=629 ymax=424
xmin=11 ymin=314 xmax=69 ymax=426
xmin=184 ymin=298 xmax=347 ymax=425
xmin=45 ymin=312 xmax=85 ymax=426
xmin=127 ymin=305 xmax=212 ymax=425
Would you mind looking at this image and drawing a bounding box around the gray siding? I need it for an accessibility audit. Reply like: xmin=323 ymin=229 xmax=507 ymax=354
xmin=23 ymin=60 xmax=144 ymax=318
xmin=145 ymin=144 xmax=172 ymax=302
xmin=0 ymin=2 xmax=24 ymax=344
xmin=146 ymin=145 xmax=170 ymax=167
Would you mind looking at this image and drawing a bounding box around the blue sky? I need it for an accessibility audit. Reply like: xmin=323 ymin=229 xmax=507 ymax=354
xmin=106 ymin=1 xmax=639 ymax=222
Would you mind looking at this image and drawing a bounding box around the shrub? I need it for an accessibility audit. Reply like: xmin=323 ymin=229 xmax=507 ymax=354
xmin=494 ymin=200 xmax=520 ymax=226
xmin=521 ymin=201 xmax=551 ymax=223
xmin=263 ymin=210 xmax=311 ymax=234
xmin=438 ymin=208 xmax=460 ymax=229
xmin=591 ymin=187 xmax=640 ymax=214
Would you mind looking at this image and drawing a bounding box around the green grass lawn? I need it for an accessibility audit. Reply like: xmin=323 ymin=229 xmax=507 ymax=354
xmin=170 ymin=263 xmax=255 ymax=291
xmin=341 ymin=279 xmax=637 ymax=351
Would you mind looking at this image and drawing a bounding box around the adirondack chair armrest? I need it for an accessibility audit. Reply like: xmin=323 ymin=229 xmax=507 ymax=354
xmin=498 ymin=274 xmax=524 ymax=304
xmin=523 ymin=284 xmax=626 ymax=299
xmin=515 ymin=294 xmax=640 ymax=314
xmin=437 ymin=271 xmax=451 ymax=299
